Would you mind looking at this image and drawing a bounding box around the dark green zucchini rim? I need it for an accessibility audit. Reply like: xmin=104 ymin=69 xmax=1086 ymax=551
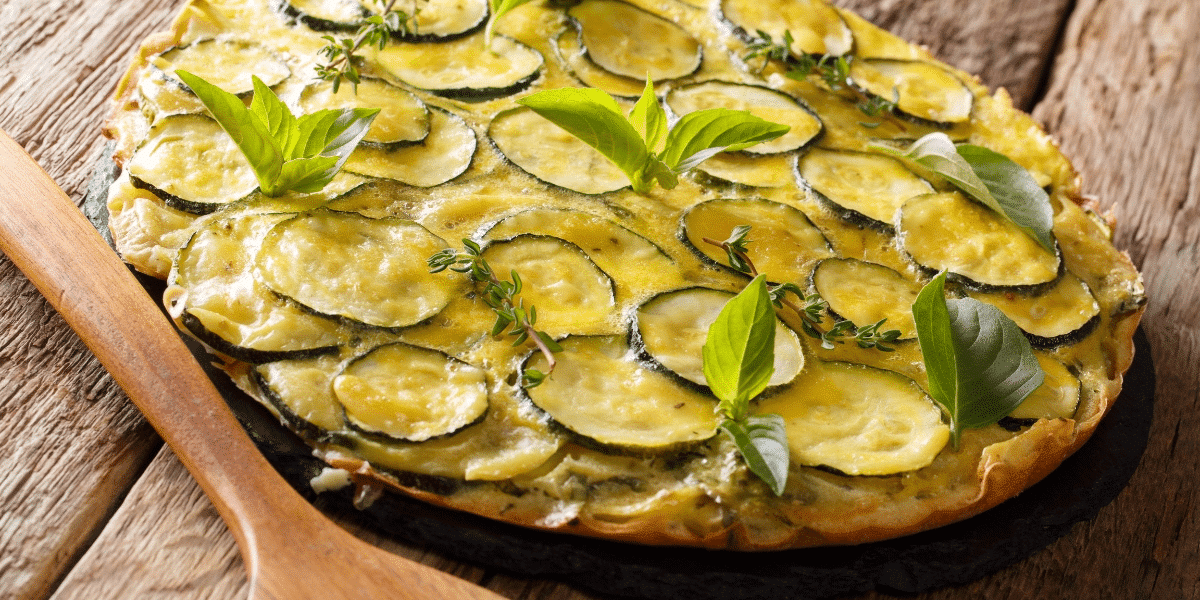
xmin=900 ymin=237 xmax=1066 ymax=295
xmin=334 ymin=341 xmax=492 ymax=444
xmin=485 ymin=107 xmax=631 ymax=196
xmin=343 ymin=106 xmax=478 ymax=188
xmin=383 ymin=35 xmax=544 ymax=101
xmin=849 ymin=58 xmax=975 ymax=129
xmin=388 ymin=0 xmax=489 ymax=42
xmin=298 ymin=76 xmax=431 ymax=151
xmin=549 ymin=28 xmax=652 ymax=100
xmin=715 ymin=0 xmax=856 ymax=58
xmin=478 ymin=233 xmax=618 ymax=314
xmin=181 ymin=310 xmax=342 ymax=364
xmin=1025 ymin=312 xmax=1101 ymax=349
xmin=676 ymin=196 xmax=835 ymax=282
xmin=272 ymin=0 xmax=367 ymax=32
xmin=250 ymin=363 xmax=344 ymax=443
xmin=805 ymin=257 xmax=920 ymax=341
xmin=152 ymin=39 xmax=291 ymax=97
xmin=564 ymin=0 xmax=704 ymax=84
xmin=664 ymin=80 xmax=825 ymax=156
xmin=792 ymin=149 xmax=932 ymax=234
xmin=478 ymin=207 xmax=674 ymax=263
xmin=128 ymin=173 xmax=258 ymax=215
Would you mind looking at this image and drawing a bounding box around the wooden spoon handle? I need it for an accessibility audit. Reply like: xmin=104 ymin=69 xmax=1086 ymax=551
xmin=0 ymin=131 xmax=505 ymax=600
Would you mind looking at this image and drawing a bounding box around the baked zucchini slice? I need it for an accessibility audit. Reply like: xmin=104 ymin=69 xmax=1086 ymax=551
xmin=256 ymin=209 xmax=464 ymax=329
xmin=479 ymin=235 xmax=618 ymax=336
xmin=333 ymin=342 xmax=489 ymax=442
xmin=488 ymin=107 xmax=629 ymax=194
xmin=849 ymin=59 xmax=974 ymax=126
xmin=343 ymin=107 xmax=476 ymax=187
xmin=664 ymin=81 xmax=823 ymax=155
xmin=481 ymin=208 xmax=677 ymax=299
xmin=634 ymin=287 xmax=804 ymax=389
xmin=297 ymin=78 xmax=429 ymax=149
xmin=795 ymin=147 xmax=933 ymax=231
xmin=968 ymin=272 xmax=1101 ymax=348
xmin=897 ymin=192 xmax=1061 ymax=291
xmin=375 ymin=35 xmax=543 ymax=100
xmin=127 ymin=114 xmax=259 ymax=214
xmin=1008 ymin=354 xmax=1080 ymax=421
xmin=718 ymin=0 xmax=854 ymax=57
xmin=755 ymin=361 xmax=950 ymax=475
xmin=523 ymin=335 xmax=719 ymax=452
xmin=680 ymin=197 xmax=835 ymax=283
xmin=169 ymin=212 xmax=344 ymax=363
xmin=254 ymin=352 xmax=349 ymax=437
xmin=390 ymin=0 xmax=488 ymax=41
xmin=809 ymin=258 xmax=920 ymax=340
xmin=274 ymin=0 xmax=367 ymax=31
xmin=567 ymin=0 xmax=702 ymax=81
xmin=552 ymin=28 xmax=648 ymax=99
xmin=693 ymin=153 xmax=795 ymax=188
xmin=150 ymin=39 xmax=290 ymax=96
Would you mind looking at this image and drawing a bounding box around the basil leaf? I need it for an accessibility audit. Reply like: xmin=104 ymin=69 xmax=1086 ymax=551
xmin=873 ymin=132 xmax=1055 ymax=252
xmin=176 ymin=70 xmax=282 ymax=188
xmin=629 ymin=78 xmax=667 ymax=153
xmin=721 ymin=414 xmax=789 ymax=496
xmin=249 ymin=76 xmax=297 ymax=158
xmin=661 ymin=108 xmax=790 ymax=172
xmin=702 ymin=274 xmax=776 ymax=419
xmin=517 ymin=87 xmax=651 ymax=189
xmin=955 ymin=144 xmax=1055 ymax=251
xmin=913 ymin=271 xmax=1045 ymax=446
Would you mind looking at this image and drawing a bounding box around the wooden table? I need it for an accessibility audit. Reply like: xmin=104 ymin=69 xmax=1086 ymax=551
xmin=1 ymin=0 xmax=1196 ymax=598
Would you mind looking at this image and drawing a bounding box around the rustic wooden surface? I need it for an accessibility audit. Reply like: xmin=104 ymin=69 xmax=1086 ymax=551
xmin=0 ymin=0 xmax=1195 ymax=598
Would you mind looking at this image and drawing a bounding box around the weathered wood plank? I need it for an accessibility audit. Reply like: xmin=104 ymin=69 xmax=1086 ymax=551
xmin=0 ymin=1 xmax=179 ymax=598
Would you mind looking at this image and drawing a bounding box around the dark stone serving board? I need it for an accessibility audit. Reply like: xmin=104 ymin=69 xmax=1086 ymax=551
xmin=84 ymin=152 xmax=1155 ymax=600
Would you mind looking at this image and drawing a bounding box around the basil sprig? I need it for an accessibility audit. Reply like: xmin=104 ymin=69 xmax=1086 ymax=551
xmin=176 ymin=71 xmax=378 ymax=197
xmin=703 ymin=275 xmax=790 ymax=495
xmin=517 ymin=79 xmax=790 ymax=193
xmin=874 ymin=132 xmax=1055 ymax=252
xmin=912 ymin=271 xmax=1045 ymax=447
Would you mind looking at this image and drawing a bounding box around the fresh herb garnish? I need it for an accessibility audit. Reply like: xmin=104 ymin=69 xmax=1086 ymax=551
xmin=703 ymin=274 xmax=790 ymax=495
xmin=176 ymin=71 xmax=378 ymax=197
xmin=428 ymin=239 xmax=562 ymax=388
xmin=703 ymin=226 xmax=902 ymax=351
xmin=516 ymin=79 xmax=790 ymax=193
xmin=486 ymin=0 xmax=537 ymax=47
xmin=872 ymin=132 xmax=1055 ymax=251
xmin=744 ymin=29 xmax=901 ymax=124
xmin=315 ymin=0 xmax=418 ymax=92
xmin=911 ymin=271 xmax=1045 ymax=447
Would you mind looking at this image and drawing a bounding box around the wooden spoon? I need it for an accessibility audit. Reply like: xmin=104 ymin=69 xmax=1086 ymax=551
xmin=0 ymin=130 xmax=506 ymax=600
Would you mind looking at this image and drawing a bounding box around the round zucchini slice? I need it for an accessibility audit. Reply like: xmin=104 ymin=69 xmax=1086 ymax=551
xmin=479 ymin=235 xmax=618 ymax=336
xmin=665 ymin=81 xmax=823 ymax=155
xmin=810 ymin=258 xmax=920 ymax=340
xmin=171 ymin=212 xmax=344 ymax=363
xmin=849 ymin=59 xmax=974 ymax=125
xmin=680 ymin=197 xmax=835 ymax=283
xmin=755 ymin=361 xmax=950 ymax=475
xmin=552 ymin=28 xmax=649 ymax=99
xmin=343 ymin=107 xmax=476 ymax=187
xmin=694 ymin=153 xmax=795 ymax=188
xmin=634 ymin=287 xmax=804 ymax=388
xmin=968 ymin=272 xmax=1101 ymax=348
xmin=567 ymin=0 xmax=702 ymax=82
xmin=390 ymin=0 xmax=488 ymax=41
xmin=256 ymin=210 xmax=463 ymax=329
xmin=254 ymin=352 xmax=348 ymax=436
xmin=151 ymin=39 xmax=290 ymax=96
xmin=897 ymin=192 xmax=1061 ymax=291
xmin=718 ymin=0 xmax=854 ymax=57
xmin=275 ymin=0 xmax=367 ymax=31
xmin=333 ymin=342 xmax=489 ymax=442
xmin=1008 ymin=354 xmax=1080 ymax=421
xmin=375 ymin=35 xmax=543 ymax=100
xmin=482 ymin=208 xmax=677 ymax=298
xmin=127 ymin=114 xmax=258 ymax=214
xmin=795 ymin=147 xmax=933 ymax=231
xmin=488 ymin=107 xmax=628 ymax=194
xmin=297 ymin=78 xmax=429 ymax=149
xmin=523 ymin=336 xmax=719 ymax=452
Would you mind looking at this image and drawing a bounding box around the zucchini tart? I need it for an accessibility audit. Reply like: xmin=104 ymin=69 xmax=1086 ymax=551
xmin=102 ymin=0 xmax=1145 ymax=550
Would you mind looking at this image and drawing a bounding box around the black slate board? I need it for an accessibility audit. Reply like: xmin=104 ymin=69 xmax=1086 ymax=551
xmin=84 ymin=152 xmax=1155 ymax=600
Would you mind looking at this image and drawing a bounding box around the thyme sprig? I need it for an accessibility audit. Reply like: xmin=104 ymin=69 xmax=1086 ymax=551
xmin=428 ymin=239 xmax=563 ymax=388
xmin=744 ymin=29 xmax=903 ymax=126
xmin=703 ymin=226 xmax=901 ymax=351
xmin=315 ymin=0 xmax=418 ymax=92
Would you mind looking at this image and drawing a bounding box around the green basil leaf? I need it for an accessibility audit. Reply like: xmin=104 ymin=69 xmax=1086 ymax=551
xmin=248 ymin=76 xmax=297 ymax=159
xmin=702 ymin=274 xmax=776 ymax=419
xmin=176 ymin=69 xmax=282 ymax=189
xmin=517 ymin=87 xmax=650 ymax=188
xmin=955 ymin=144 xmax=1055 ymax=251
xmin=629 ymin=78 xmax=667 ymax=154
xmin=873 ymin=133 xmax=1055 ymax=252
xmin=660 ymin=108 xmax=790 ymax=172
xmin=913 ymin=271 xmax=1045 ymax=446
xmin=273 ymin=155 xmax=341 ymax=194
xmin=721 ymin=414 xmax=789 ymax=495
